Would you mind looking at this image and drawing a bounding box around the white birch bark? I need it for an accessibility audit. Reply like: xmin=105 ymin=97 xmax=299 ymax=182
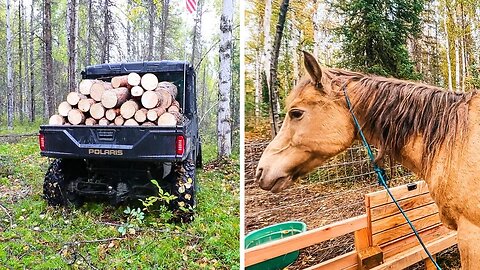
xmin=291 ymin=23 xmax=299 ymax=84
xmin=217 ymin=0 xmax=233 ymax=157
xmin=254 ymin=49 xmax=261 ymax=118
xmin=444 ymin=4 xmax=453 ymax=91
xmin=6 ymin=0 xmax=13 ymax=129
xmin=29 ymin=0 xmax=35 ymax=122
xmin=453 ymin=4 xmax=460 ymax=92
xmin=262 ymin=0 xmax=272 ymax=88
xmin=313 ymin=0 xmax=320 ymax=58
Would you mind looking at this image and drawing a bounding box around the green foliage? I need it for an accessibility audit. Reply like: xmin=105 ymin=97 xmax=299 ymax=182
xmin=118 ymin=207 xmax=145 ymax=236
xmin=0 ymin=136 xmax=239 ymax=269
xmin=331 ymin=0 xmax=424 ymax=79
xmin=141 ymin=179 xmax=177 ymax=208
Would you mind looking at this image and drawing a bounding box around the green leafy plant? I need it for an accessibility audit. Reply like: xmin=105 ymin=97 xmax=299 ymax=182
xmin=141 ymin=180 xmax=177 ymax=206
xmin=140 ymin=179 xmax=177 ymax=221
xmin=118 ymin=206 xmax=145 ymax=236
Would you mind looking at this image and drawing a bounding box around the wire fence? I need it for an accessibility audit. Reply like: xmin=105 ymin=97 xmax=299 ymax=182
xmin=244 ymin=139 xmax=438 ymax=268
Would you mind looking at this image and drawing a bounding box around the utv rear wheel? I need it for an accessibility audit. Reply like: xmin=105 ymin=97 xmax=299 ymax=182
xmin=43 ymin=159 xmax=83 ymax=207
xmin=170 ymin=159 xmax=196 ymax=222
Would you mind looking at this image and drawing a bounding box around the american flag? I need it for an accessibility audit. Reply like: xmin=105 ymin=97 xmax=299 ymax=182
xmin=186 ymin=0 xmax=197 ymax=14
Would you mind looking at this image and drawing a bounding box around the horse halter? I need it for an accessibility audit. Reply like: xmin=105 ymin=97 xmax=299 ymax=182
xmin=341 ymin=83 xmax=442 ymax=270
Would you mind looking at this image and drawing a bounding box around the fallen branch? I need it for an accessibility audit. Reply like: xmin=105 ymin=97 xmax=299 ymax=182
xmin=0 ymin=202 xmax=13 ymax=228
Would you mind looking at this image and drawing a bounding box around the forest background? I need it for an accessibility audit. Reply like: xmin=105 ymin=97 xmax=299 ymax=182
xmin=0 ymin=0 xmax=240 ymax=156
xmin=245 ymin=0 xmax=480 ymax=135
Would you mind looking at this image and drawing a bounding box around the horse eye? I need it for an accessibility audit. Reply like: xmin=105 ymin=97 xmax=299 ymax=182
xmin=289 ymin=109 xmax=304 ymax=119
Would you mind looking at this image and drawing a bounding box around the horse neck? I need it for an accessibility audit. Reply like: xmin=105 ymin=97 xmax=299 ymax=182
xmin=346 ymin=90 xmax=426 ymax=178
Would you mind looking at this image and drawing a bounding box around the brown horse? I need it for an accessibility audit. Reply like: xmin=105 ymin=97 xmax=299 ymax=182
xmin=256 ymin=51 xmax=480 ymax=267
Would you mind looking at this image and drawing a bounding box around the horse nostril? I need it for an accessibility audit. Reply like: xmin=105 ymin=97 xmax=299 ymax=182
xmin=255 ymin=168 xmax=264 ymax=181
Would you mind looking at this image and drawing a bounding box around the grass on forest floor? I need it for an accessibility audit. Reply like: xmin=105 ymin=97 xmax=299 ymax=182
xmin=0 ymin=137 xmax=239 ymax=269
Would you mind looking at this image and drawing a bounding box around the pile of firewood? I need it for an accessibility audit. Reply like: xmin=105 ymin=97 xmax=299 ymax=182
xmin=48 ymin=73 xmax=182 ymax=126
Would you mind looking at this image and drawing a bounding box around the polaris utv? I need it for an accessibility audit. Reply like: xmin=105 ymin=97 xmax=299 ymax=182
xmin=38 ymin=61 xmax=201 ymax=221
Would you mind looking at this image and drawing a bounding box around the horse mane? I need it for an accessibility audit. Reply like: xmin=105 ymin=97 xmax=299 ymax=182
xmin=322 ymin=68 xmax=477 ymax=176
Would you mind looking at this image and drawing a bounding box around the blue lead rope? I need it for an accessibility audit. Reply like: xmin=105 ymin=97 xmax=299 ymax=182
xmin=342 ymin=84 xmax=442 ymax=270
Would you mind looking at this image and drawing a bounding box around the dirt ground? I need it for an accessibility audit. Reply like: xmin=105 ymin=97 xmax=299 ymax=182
xmin=244 ymin=138 xmax=461 ymax=269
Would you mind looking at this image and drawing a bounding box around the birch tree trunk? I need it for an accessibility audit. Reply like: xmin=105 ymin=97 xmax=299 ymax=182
xmin=86 ymin=0 xmax=93 ymax=65
xmin=269 ymin=0 xmax=290 ymax=136
xmin=147 ymin=0 xmax=155 ymax=60
xmin=444 ymin=4 xmax=453 ymax=91
xmin=22 ymin=0 xmax=29 ymax=120
xmin=191 ymin=0 xmax=203 ymax=66
xmin=67 ymin=0 xmax=77 ymax=92
xmin=218 ymin=0 xmax=233 ymax=157
xmin=44 ymin=0 xmax=55 ymax=119
xmin=291 ymin=21 xmax=300 ymax=85
xmin=262 ymin=0 xmax=272 ymax=89
xmin=160 ymin=0 xmax=170 ymax=60
xmin=460 ymin=2 xmax=467 ymax=92
xmin=127 ymin=0 xmax=132 ymax=60
xmin=6 ymin=0 xmax=14 ymax=129
xmin=29 ymin=0 xmax=35 ymax=122
xmin=101 ymin=0 xmax=111 ymax=63
xmin=453 ymin=5 xmax=461 ymax=92
xmin=254 ymin=49 xmax=261 ymax=118
xmin=18 ymin=1 xmax=24 ymax=122
xmin=313 ymin=0 xmax=320 ymax=58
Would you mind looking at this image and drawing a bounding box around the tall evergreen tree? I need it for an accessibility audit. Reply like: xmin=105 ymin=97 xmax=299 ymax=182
xmin=332 ymin=0 xmax=424 ymax=79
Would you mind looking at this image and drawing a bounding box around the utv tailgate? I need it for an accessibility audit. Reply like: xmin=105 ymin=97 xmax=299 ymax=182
xmin=39 ymin=125 xmax=188 ymax=161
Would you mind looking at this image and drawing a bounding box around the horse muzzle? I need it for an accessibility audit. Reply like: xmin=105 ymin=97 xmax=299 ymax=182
xmin=256 ymin=167 xmax=293 ymax=193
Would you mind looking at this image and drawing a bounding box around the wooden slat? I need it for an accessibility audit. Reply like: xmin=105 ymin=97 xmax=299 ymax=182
xmin=370 ymin=231 xmax=457 ymax=270
xmin=244 ymin=215 xmax=367 ymax=267
xmin=367 ymin=181 xmax=429 ymax=208
xmin=381 ymin=225 xmax=452 ymax=258
xmin=425 ymin=255 xmax=437 ymax=270
xmin=305 ymin=251 xmax=357 ymax=270
xmin=372 ymin=203 xmax=439 ymax=233
xmin=373 ymin=213 xmax=441 ymax=246
xmin=370 ymin=193 xmax=434 ymax=222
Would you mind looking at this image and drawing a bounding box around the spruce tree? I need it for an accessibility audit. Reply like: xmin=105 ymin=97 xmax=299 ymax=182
xmin=332 ymin=0 xmax=424 ymax=79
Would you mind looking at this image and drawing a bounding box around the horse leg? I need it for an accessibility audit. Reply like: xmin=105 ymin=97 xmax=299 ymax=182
xmin=457 ymin=217 xmax=480 ymax=268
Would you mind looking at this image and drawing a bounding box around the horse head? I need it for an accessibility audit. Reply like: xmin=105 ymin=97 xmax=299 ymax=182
xmin=256 ymin=51 xmax=356 ymax=193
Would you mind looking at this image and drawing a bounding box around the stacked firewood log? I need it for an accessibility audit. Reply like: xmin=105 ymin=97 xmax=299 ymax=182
xmin=48 ymin=73 xmax=182 ymax=126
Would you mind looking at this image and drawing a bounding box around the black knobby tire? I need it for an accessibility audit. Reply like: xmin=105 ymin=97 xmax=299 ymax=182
xmin=170 ymin=159 xmax=197 ymax=222
xmin=43 ymin=159 xmax=83 ymax=207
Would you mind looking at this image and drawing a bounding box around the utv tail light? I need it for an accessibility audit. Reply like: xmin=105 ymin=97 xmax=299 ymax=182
xmin=39 ymin=133 xmax=45 ymax=151
xmin=176 ymin=135 xmax=185 ymax=155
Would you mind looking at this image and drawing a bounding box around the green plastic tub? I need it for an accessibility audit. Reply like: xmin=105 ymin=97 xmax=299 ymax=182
xmin=245 ymin=221 xmax=307 ymax=270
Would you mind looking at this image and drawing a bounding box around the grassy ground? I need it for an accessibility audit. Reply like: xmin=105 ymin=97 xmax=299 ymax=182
xmin=0 ymin=129 xmax=239 ymax=269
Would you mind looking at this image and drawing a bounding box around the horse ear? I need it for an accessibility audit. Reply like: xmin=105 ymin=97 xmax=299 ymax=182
xmin=302 ymin=51 xmax=322 ymax=87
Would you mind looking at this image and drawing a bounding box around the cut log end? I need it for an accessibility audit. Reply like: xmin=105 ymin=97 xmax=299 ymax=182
xmin=66 ymin=92 xmax=86 ymax=106
xmin=157 ymin=81 xmax=178 ymax=97
xmin=134 ymin=108 xmax=148 ymax=123
xmin=141 ymin=73 xmax=159 ymax=91
xmin=49 ymin=115 xmax=65 ymax=125
xmin=157 ymin=112 xmax=177 ymax=126
xmin=114 ymin=115 xmax=125 ymax=126
xmin=120 ymin=100 xmax=140 ymax=119
xmin=124 ymin=119 xmax=139 ymax=126
xmin=78 ymin=98 xmax=96 ymax=112
xmin=141 ymin=90 xmax=162 ymax=109
xmin=131 ymin=86 xmax=144 ymax=97
xmin=102 ymin=87 xmax=130 ymax=109
xmin=105 ymin=108 xmax=119 ymax=121
xmin=79 ymin=79 xmax=96 ymax=95
xmin=90 ymin=103 xmax=106 ymax=120
xmin=128 ymin=72 xmax=141 ymax=86
xmin=58 ymin=101 xmax=72 ymax=117
xmin=111 ymin=75 xmax=129 ymax=88
xmin=85 ymin=118 xmax=97 ymax=126
xmin=67 ymin=109 xmax=86 ymax=125
xmin=98 ymin=118 xmax=110 ymax=126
